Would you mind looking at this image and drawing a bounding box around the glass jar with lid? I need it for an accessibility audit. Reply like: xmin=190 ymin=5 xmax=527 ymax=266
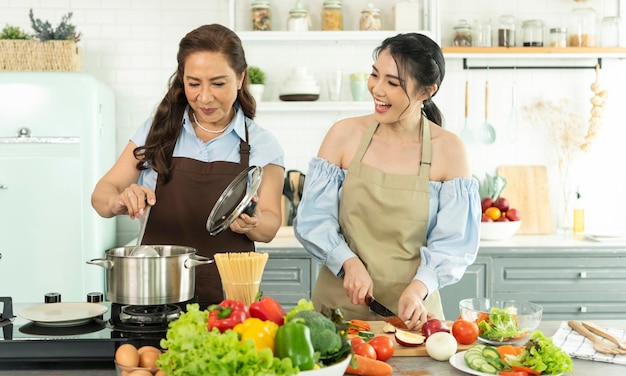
xmin=287 ymin=1 xmax=310 ymax=32
xmin=251 ymin=0 xmax=271 ymax=31
xmin=322 ymin=0 xmax=343 ymax=31
xmin=360 ymin=3 xmax=382 ymax=31
xmin=550 ymin=27 xmax=568 ymax=47
xmin=522 ymin=19 xmax=544 ymax=46
xmin=600 ymin=16 xmax=621 ymax=47
xmin=568 ymin=0 xmax=598 ymax=46
xmin=453 ymin=19 xmax=472 ymax=47
xmin=498 ymin=14 xmax=516 ymax=47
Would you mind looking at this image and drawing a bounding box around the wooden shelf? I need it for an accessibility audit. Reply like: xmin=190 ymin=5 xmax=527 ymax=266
xmin=257 ymin=101 xmax=371 ymax=112
xmin=237 ymin=30 xmax=433 ymax=43
xmin=443 ymin=46 xmax=626 ymax=59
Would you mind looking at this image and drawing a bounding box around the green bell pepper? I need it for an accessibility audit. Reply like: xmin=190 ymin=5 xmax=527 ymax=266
xmin=275 ymin=321 xmax=315 ymax=371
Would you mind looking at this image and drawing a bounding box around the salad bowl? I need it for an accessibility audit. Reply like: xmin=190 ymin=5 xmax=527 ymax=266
xmin=459 ymin=298 xmax=543 ymax=345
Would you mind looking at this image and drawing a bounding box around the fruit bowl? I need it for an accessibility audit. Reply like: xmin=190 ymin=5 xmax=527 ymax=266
xmin=480 ymin=220 xmax=521 ymax=240
xmin=299 ymin=354 xmax=352 ymax=376
xmin=459 ymin=298 xmax=542 ymax=345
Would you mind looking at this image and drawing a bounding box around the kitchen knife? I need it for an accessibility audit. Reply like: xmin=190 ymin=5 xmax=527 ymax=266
xmin=365 ymin=295 xmax=409 ymax=330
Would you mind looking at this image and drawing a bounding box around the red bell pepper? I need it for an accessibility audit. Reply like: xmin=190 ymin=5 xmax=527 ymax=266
xmin=249 ymin=295 xmax=286 ymax=326
xmin=207 ymin=299 xmax=250 ymax=333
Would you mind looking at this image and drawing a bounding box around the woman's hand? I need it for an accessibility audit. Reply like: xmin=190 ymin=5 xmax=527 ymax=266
xmin=342 ymin=257 xmax=374 ymax=305
xmin=229 ymin=196 xmax=260 ymax=234
xmin=113 ymin=183 xmax=155 ymax=220
xmin=397 ymin=280 xmax=431 ymax=331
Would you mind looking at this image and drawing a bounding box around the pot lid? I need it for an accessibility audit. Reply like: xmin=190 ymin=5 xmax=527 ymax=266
xmin=206 ymin=166 xmax=263 ymax=236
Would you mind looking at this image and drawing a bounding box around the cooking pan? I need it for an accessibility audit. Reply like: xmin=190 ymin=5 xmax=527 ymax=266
xmin=87 ymin=245 xmax=213 ymax=305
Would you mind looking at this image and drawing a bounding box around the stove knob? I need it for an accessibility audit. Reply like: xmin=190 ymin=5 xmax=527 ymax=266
xmin=87 ymin=292 xmax=104 ymax=303
xmin=44 ymin=292 xmax=61 ymax=303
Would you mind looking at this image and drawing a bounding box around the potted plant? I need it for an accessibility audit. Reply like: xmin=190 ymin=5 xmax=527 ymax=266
xmin=247 ymin=65 xmax=266 ymax=102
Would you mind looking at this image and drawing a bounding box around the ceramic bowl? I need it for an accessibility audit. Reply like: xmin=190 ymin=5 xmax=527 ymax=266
xmin=459 ymin=298 xmax=543 ymax=345
xmin=299 ymin=354 xmax=352 ymax=376
xmin=480 ymin=220 xmax=521 ymax=240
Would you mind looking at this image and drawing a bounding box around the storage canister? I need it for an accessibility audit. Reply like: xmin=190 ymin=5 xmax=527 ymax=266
xmin=568 ymin=0 xmax=598 ymax=46
xmin=453 ymin=19 xmax=472 ymax=47
xmin=322 ymin=0 xmax=343 ymax=31
xmin=550 ymin=27 xmax=568 ymax=47
xmin=498 ymin=14 xmax=516 ymax=47
xmin=251 ymin=0 xmax=271 ymax=31
xmin=360 ymin=3 xmax=382 ymax=31
xmin=287 ymin=2 xmax=310 ymax=32
xmin=522 ymin=19 xmax=544 ymax=46
xmin=600 ymin=16 xmax=621 ymax=47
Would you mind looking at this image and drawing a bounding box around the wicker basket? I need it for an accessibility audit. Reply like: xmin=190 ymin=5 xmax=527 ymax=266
xmin=0 ymin=40 xmax=82 ymax=72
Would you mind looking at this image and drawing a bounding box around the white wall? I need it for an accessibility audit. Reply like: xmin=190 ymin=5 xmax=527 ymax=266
xmin=3 ymin=0 xmax=625 ymax=244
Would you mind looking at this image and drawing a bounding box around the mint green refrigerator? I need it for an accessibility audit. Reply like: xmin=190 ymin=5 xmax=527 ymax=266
xmin=0 ymin=72 xmax=117 ymax=303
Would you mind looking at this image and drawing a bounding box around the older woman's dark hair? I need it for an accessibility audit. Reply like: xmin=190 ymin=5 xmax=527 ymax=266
xmin=135 ymin=24 xmax=255 ymax=181
xmin=373 ymin=33 xmax=445 ymax=126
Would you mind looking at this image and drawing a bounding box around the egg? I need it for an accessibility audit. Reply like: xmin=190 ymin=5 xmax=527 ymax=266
xmin=138 ymin=350 xmax=160 ymax=368
xmin=138 ymin=345 xmax=161 ymax=356
xmin=155 ymin=371 xmax=168 ymax=376
xmin=115 ymin=343 xmax=140 ymax=367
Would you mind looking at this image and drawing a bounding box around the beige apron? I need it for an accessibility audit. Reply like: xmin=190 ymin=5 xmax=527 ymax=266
xmin=312 ymin=116 xmax=444 ymax=320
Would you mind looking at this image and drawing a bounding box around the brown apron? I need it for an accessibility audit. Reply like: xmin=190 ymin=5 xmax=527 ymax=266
xmin=312 ymin=116 xmax=444 ymax=320
xmin=142 ymin=127 xmax=255 ymax=307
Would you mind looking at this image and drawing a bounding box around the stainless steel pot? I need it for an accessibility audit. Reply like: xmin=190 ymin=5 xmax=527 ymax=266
xmin=87 ymin=245 xmax=213 ymax=305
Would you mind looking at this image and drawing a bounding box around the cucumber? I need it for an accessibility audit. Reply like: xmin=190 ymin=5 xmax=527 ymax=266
xmin=482 ymin=346 xmax=505 ymax=370
xmin=357 ymin=330 xmax=375 ymax=339
xmin=463 ymin=344 xmax=499 ymax=375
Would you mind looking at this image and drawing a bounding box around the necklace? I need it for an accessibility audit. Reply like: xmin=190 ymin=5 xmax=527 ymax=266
xmin=192 ymin=112 xmax=229 ymax=134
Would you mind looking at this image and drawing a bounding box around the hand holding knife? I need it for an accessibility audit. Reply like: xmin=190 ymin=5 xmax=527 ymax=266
xmin=365 ymin=295 xmax=409 ymax=330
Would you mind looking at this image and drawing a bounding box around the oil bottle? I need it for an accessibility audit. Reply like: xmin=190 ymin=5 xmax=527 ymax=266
xmin=573 ymin=188 xmax=585 ymax=234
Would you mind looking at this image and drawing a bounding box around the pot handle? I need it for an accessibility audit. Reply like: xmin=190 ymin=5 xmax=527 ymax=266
xmin=86 ymin=258 xmax=113 ymax=269
xmin=184 ymin=255 xmax=214 ymax=269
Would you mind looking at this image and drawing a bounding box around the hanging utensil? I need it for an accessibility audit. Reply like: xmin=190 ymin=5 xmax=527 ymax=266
xmin=478 ymin=79 xmax=496 ymax=144
xmin=460 ymin=78 xmax=474 ymax=144
xmin=129 ymin=206 xmax=158 ymax=257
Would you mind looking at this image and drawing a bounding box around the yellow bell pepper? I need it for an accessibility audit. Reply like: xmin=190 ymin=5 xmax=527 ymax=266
xmin=233 ymin=317 xmax=278 ymax=353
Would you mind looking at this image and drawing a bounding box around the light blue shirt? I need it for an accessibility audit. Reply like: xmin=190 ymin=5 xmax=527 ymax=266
xmin=294 ymin=157 xmax=481 ymax=296
xmin=131 ymin=105 xmax=285 ymax=190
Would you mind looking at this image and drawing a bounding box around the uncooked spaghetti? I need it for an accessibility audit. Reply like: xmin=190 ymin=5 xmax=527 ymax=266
xmin=214 ymin=252 xmax=268 ymax=305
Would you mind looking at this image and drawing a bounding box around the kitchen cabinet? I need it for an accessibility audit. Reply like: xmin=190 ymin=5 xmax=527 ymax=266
xmin=257 ymin=234 xmax=626 ymax=320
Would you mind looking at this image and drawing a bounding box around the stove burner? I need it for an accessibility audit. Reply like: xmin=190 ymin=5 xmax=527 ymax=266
xmin=120 ymin=304 xmax=182 ymax=325
xmin=0 ymin=297 xmax=15 ymax=328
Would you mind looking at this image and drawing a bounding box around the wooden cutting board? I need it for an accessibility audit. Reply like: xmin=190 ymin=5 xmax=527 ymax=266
xmin=357 ymin=321 xmax=474 ymax=357
xmin=496 ymin=165 xmax=552 ymax=234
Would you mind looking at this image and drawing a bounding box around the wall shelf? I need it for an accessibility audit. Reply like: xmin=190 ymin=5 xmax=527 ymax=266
xmin=442 ymin=47 xmax=626 ymax=70
xmin=257 ymin=101 xmax=371 ymax=112
xmin=237 ymin=31 xmax=434 ymax=43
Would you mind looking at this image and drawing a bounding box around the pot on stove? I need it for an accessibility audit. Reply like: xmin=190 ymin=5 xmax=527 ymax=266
xmin=87 ymin=245 xmax=212 ymax=305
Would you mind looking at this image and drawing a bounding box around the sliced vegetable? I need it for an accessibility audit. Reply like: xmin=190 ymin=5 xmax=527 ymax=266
xmin=345 ymin=354 xmax=393 ymax=376
xmin=394 ymin=329 xmax=425 ymax=347
xmin=497 ymin=345 xmax=523 ymax=361
xmin=358 ymin=330 xmax=375 ymax=340
xmin=207 ymin=299 xmax=250 ymax=333
xmin=511 ymin=366 xmax=540 ymax=376
xmin=498 ymin=372 xmax=528 ymax=376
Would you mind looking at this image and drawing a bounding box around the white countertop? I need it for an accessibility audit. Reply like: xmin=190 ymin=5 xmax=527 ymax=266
xmin=257 ymin=227 xmax=626 ymax=250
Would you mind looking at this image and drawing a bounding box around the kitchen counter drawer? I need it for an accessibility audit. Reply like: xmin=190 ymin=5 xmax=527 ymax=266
xmin=260 ymin=258 xmax=312 ymax=310
xmin=492 ymin=257 xmax=626 ymax=292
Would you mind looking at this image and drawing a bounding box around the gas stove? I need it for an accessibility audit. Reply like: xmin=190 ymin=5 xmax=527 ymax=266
xmin=0 ymin=295 xmax=196 ymax=368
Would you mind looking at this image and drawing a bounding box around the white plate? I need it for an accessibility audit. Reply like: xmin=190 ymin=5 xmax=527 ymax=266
xmin=449 ymin=351 xmax=562 ymax=376
xmin=19 ymin=302 xmax=108 ymax=327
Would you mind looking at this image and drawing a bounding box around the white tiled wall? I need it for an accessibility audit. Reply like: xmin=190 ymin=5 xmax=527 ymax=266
xmin=3 ymin=0 xmax=625 ymax=243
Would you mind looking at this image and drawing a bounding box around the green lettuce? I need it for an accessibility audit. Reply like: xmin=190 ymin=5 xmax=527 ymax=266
xmin=506 ymin=330 xmax=574 ymax=375
xmin=478 ymin=306 xmax=527 ymax=342
xmin=157 ymin=304 xmax=298 ymax=376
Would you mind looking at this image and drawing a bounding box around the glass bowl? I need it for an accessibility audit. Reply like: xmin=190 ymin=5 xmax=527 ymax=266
xmin=459 ymin=298 xmax=542 ymax=345
xmin=114 ymin=360 xmax=160 ymax=376
xmin=480 ymin=221 xmax=521 ymax=240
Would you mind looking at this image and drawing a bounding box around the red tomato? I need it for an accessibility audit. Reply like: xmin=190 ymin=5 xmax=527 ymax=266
xmin=368 ymin=336 xmax=394 ymax=361
xmin=451 ymin=319 xmax=479 ymax=345
xmin=511 ymin=366 xmax=541 ymax=376
xmin=350 ymin=336 xmax=365 ymax=348
xmin=353 ymin=342 xmax=377 ymax=360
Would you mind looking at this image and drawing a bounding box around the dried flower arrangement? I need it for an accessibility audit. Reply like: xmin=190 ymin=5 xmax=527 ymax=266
xmin=29 ymin=8 xmax=81 ymax=42
xmin=524 ymin=65 xmax=608 ymax=230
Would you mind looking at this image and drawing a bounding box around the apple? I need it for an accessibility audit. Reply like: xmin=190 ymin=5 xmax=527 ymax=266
xmin=394 ymin=329 xmax=425 ymax=347
xmin=481 ymin=215 xmax=493 ymax=222
xmin=496 ymin=216 xmax=510 ymax=222
xmin=421 ymin=318 xmax=450 ymax=339
xmin=481 ymin=197 xmax=495 ymax=213
xmin=506 ymin=208 xmax=521 ymax=221
xmin=494 ymin=197 xmax=510 ymax=212
xmin=425 ymin=331 xmax=458 ymax=361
